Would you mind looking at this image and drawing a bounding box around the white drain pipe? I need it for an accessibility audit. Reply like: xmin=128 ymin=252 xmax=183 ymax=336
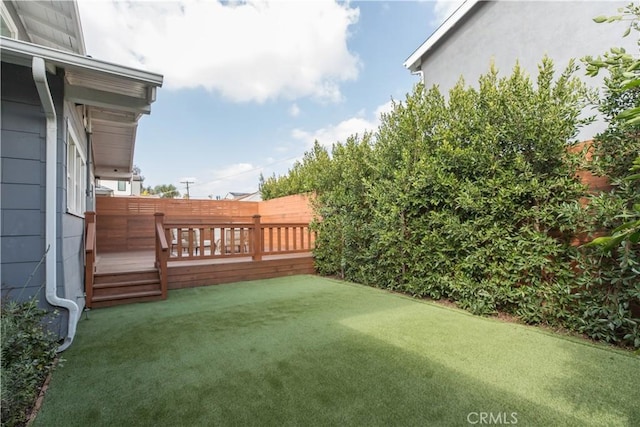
xmin=32 ymin=56 xmax=80 ymax=352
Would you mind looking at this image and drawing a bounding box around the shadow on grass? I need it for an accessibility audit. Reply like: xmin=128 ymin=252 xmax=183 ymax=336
xmin=34 ymin=276 xmax=639 ymax=426
xmin=542 ymin=339 xmax=640 ymax=426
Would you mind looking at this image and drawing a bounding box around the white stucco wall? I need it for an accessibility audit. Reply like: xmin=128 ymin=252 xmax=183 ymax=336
xmin=417 ymin=1 xmax=636 ymax=140
xmin=98 ymin=179 xmax=131 ymax=196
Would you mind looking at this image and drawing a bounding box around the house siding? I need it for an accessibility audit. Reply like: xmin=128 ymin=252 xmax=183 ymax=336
xmin=418 ymin=1 xmax=635 ymax=140
xmin=1 ymin=62 xmax=48 ymax=305
xmin=1 ymin=61 xmax=85 ymax=338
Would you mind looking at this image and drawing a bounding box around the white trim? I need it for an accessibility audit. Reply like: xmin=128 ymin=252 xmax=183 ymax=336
xmin=70 ymin=0 xmax=87 ymax=56
xmin=1 ymin=36 xmax=163 ymax=86
xmin=68 ymin=121 xmax=85 ymax=160
xmin=403 ymin=0 xmax=480 ymax=73
xmin=0 ymin=2 xmax=18 ymax=38
xmin=66 ymin=124 xmax=86 ymax=216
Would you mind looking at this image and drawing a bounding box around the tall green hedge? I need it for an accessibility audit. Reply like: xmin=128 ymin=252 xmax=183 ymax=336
xmin=262 ymin=58 xmax=639 ymax=348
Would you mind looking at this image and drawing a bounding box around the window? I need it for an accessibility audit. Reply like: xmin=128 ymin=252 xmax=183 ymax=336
xmin=67 ymin=128 xmax=86 ymax=215
xmin=118 ymin=180 xmax=127 ymax=192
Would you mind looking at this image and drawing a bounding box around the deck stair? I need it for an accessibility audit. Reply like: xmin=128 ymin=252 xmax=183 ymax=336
xmin=91 ymin=268 xmax=163 ymax=308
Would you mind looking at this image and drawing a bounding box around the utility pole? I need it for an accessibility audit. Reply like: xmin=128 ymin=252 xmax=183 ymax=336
xmin=181 ymin=180 xmax=194 ymax=199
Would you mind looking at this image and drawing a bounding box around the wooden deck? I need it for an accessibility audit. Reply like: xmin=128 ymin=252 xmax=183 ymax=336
xmin=85 ymin=209 xmax=317 ymax=308
xmin=95 ymin=250 xmax=315 ymax=292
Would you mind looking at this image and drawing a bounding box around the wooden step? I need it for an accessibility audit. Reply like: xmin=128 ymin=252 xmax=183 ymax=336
xmin=93 ymin=283 xmax=161 ymax=298
xmin=92 ymin=289 xmax=162 ymax=302
xmin=91 ymin=290 xmax=163 ymax=309
xmin=94 ymin=278 xmax=160 ymax=291
xmin=93 ymin=269 xmax=159 ymax=285
xmin=90 ymin=267 xmax=163 ymax=308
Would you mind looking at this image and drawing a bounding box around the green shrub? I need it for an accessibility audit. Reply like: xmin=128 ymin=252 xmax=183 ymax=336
xmin=577 ymin=3 xmax=640 ymax=348
xmin=1 ymin=299 xmax=58 ymax=427
xmin=261 ymin=17 xmax=640 ymax=349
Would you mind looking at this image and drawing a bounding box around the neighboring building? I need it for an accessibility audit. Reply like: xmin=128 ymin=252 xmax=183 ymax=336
xmin=224 ymin=191 xmax=263 ymax=202
xmin=1 ymin=1 xmax=163 ymax=350
xmin=97 ymin=175 xmax=143 ymax=197
xmin=404 ymin=0 xmax=636 ymax=140
xmin=94 ymin=185 xmax=115 ymax=197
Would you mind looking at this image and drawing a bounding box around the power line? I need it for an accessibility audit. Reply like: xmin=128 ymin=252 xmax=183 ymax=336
xmin=180 ymin=180 xmax=194 ymax=199
xmin=147 ymin=152 xmax=306 ymax=199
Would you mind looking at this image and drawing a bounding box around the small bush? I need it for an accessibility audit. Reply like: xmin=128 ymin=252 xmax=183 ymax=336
xmin=1 ymin=299 xmax=58 ymax=427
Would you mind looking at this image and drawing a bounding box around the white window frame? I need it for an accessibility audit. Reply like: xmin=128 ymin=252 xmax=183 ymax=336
xmin=66 ymin=125 xmax=86 ymax=216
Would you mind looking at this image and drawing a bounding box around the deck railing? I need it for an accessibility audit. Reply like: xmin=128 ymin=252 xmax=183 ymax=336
xmin=84 ymin=211 xmax=96 ymax=308
xmin=156 ymin=214 xmax=315 ymax=263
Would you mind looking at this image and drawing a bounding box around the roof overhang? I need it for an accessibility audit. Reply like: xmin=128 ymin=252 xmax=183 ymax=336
xmin=1 ymin=36 xmax=163 ymax=179
xmin=404 ymin=0 xmax=481 ymax=73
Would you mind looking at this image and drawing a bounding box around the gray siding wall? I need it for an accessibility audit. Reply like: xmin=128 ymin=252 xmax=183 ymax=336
xmin=1 ymin=61 xmax=85 ymax=338
xmin=418 ymin=1 xmax=636 ymax=140
xmin=1 ymin=62 xmax=49 ymax=304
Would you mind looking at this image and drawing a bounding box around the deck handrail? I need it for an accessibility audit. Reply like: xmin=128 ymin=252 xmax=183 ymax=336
xmin=163 ymin=215 xmax=315 ymax=262
xmin=84 ymin=211 xmax=96 ymax=308
xmin=154 ymin=213 xmax=169 ymax=300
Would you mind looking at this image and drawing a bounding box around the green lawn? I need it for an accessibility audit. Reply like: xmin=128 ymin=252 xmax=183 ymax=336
xmin=35 ymin=275 xmax=639 ymax=426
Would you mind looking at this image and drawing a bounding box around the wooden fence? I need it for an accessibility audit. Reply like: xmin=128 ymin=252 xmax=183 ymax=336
xmin=96 ymin=194 xmax=313 ymax=253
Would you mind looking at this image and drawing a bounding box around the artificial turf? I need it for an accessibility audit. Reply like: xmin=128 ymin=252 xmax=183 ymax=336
xmin=35 ymin=275 xmax=639 ymax=426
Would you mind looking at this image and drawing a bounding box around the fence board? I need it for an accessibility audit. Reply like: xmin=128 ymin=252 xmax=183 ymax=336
xmin=96 ymin=195 xmax=314 ymax=253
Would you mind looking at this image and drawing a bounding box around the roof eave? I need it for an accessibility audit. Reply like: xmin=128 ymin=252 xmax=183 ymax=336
xmin=70 ymin=0 xmax=87 ymax=56
xmin=0 ymin=36 xmax=163 ymax=86
xmin=1 ymin=36 xmax=163 ymax=180
xmin=403 ymin=0 xmax=481 ymax=72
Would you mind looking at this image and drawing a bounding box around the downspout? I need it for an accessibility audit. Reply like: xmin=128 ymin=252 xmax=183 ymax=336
xmin=32 ymin=56 xmax=80 ymax=352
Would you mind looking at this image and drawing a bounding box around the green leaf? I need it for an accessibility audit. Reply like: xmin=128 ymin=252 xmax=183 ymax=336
xmin=585 ymin=236 xmax=613 ymax=247
xmin=617 ymin=106 xmax=640 ymax=120
xmin=621 ymin=79 xmax=640 ymax=90
xmin=593 ymin=15 xmax=608 ymax=23
xmin=623 ymin=27 xmax=631 ymax=37
xmin=612 ymin=220 xmax=639 ymax=233
xmin=625 ymin=115 xmax=640 ymax=126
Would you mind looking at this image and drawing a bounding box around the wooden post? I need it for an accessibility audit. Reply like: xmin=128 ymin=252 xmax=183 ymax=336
xmin=252 ymin=215 xmax=262 ymax=261
xmin=154 ymin=213 xmax=169 ymax=300
xmin=84 ymin=211 xmax=96 ymax=309
xmin=154 ymin=213 xmax=164 ymax=267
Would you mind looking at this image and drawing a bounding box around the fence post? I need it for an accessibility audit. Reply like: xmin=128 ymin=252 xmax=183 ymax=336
xmin=253 ymin=214 xmax=262 ymax=261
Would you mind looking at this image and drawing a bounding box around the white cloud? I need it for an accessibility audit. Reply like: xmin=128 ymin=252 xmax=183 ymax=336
xmin=289 ymin=103 xmax=301 ymax=117
xmin=78 ymin=0 xmax=360 ymax=103
xmin=431 ymin=0 xmax=464 ymax=26
xmin=184 ymin=162 xmax=259 ymax=198
xmin=291 ymin=100 xmax=395 ymax=149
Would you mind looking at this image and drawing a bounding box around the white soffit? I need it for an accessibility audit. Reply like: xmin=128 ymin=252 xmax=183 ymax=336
xmin=1 ymin=36 xmax=163 ymax=178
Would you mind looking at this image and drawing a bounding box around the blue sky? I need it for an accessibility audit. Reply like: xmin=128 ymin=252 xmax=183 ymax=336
xmin=78 ymin=1 xmax=460 ymax=198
